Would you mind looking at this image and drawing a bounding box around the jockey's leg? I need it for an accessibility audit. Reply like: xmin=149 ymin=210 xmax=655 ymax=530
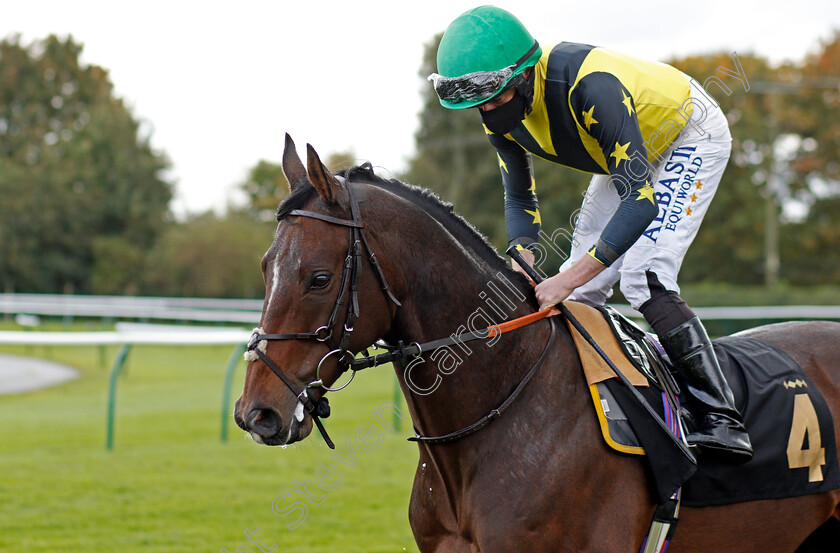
xmin=637 ymin=271 xmax=753 ymax=463
xmin=618 ymin=81 xmax=752 ymax=462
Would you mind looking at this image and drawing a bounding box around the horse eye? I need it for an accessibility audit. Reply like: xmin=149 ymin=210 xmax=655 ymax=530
xmin=309 ymin=273 xmax=332 ymax=290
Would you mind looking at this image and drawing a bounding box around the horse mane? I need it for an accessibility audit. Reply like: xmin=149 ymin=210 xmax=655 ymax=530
xmin=276 ymin=163 xmax=515 ymax=275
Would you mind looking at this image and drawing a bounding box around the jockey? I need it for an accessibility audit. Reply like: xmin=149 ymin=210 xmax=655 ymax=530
xmin=428 ymin=5 xmax=753 ymax=462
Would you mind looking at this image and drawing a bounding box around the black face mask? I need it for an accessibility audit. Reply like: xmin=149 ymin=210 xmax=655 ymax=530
xmin=479 ymin=88 xmax=528 ymax=135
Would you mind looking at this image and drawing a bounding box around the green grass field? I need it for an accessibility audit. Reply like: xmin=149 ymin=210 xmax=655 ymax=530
xmin=0 ymin=340 xmax=421 ymax=552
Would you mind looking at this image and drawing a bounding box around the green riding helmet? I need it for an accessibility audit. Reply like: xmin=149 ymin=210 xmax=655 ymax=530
xmin=429 ymin=6 xmax=542 ymax=109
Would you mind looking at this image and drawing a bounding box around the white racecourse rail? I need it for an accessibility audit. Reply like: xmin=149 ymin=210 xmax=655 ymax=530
xmin=0 ymin=328 xmax=252 ymax=346
xmin=3 ymin=294 xmax=840 ymax=326
xmin=0 ymin=321 xmax=254 ymax=450
xmin=1 ymin=295 xmax=839 ymax=449
xmin=0 ymin=293 xmax=262 ymax=324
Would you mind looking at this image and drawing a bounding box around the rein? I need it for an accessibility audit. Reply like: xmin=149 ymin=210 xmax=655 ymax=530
xmin=246 ymin=177 xmax=560 ymax=450
xmin=408 ymin=316 xmax=558 ymax=445
xmin=348 ymin=306 xmax=558 ymax=371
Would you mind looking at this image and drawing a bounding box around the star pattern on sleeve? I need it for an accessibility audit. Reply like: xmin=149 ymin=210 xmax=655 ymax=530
xmin=636 ymin=181 xmax=656 ymax=205
xmin=524 ymin=208 xmax=542 ymax=225
xmin=582 ymin=105 xmax=598 ymax=131
xmin=497 ymin=154 xmax=508 ymax=173
xmin=528 ymin=176 xmax=536 ymax=194
xmin=621 ymin=90 xmax=635 ymax=117
xmin=610 ymin=141 xmax=631 ymax=167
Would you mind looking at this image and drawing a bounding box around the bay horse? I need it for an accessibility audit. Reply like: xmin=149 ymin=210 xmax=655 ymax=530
xmin=234 ymin=135 xmax=840 ymax=552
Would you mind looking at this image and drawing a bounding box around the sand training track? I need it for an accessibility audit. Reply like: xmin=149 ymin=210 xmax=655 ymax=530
xmin=0 ymin=353 xmax=78 ymax=395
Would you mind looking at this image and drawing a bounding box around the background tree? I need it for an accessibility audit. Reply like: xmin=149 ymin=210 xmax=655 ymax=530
xmin=238 ymin=150 xmax=357 ymax=220
xmin=669 ymin=37 xmax=840 ymax=287
xmin=0 ymin=35 xmax=171 ymax=294
xmin=777 ymin=32 xmax=840 ymax=286
xmin=142 ymin=212 xmax=274 ymax=298
xmin=5 ymin=32 xmax=839 ymax=300
xmin=240 ymin=160 xmax=287 ymax=222
xmin=177 ymin=151 xmax=362 ymax=299
xmin=788 ymin=31 xmax=840 ymax=187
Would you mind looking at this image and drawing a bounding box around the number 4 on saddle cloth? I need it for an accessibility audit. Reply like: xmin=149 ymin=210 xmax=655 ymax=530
xmin=565 ymin=301 xmax=840 ymax=507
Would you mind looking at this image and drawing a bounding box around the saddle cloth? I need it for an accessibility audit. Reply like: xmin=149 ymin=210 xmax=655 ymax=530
xmin=563 ymin=301 xmax=840 ymax=507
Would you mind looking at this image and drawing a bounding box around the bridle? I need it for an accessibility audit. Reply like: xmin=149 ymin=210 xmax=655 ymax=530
xmin=245 ymin=176 xmax=401 ymax=449
xmin=245 ymin=174 xmax=560 ymax=451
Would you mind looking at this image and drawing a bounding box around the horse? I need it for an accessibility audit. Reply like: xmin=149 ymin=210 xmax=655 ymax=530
xmin=234 ymin=135 xmax=840 ymax=552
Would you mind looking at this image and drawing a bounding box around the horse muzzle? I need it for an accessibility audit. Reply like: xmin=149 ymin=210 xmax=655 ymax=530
xmin=235 ymin=399 xmax=313 ymax=446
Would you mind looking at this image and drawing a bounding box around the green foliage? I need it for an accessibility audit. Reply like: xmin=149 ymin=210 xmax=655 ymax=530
xmin=0 ymin=35 xmax=172 ymax=293
xmin=780 ymin=197 xmax=840 ymax=285
xmin=240 ymin=159 xmax=289 ymax=222
xmin=326 ymin=151 xmax=359 ymax=173
xmin=6 ymin=32 xmax=840 ymax=297
xmin=90 ymin=236 xmax=147 ymax=295
xmin=143 ymin=212 xmax=275 ymax=298
xmin=791 ymin=30 xmax=840 ymax=184
xmin=239 ymin=151 xmax=357 ymax=221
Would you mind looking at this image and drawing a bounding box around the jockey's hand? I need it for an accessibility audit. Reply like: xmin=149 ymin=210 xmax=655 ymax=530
xmin=534 ymin=254 xmax=607 ymax=310
xmin=511 ymin=248 xmax=536 ymax=278
xmin=534 ymin=272 xmax=577 ymax=310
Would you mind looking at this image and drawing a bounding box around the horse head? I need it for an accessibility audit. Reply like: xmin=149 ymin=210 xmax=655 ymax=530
xmin=234 ymin=135 xmax=399 ymax=446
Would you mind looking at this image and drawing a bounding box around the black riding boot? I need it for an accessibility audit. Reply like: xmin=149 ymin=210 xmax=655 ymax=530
xmin=660 ymin=317 xmax=753 ymax=463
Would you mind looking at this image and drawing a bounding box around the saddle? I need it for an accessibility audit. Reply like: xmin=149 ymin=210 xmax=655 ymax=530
xmin=565 ymin=301 xmax=840 ymax=507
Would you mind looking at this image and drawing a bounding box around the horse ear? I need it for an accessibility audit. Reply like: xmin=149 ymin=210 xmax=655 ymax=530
xmin=282 ymin=133 xmax=307 ymax=191
xmin=306 ymin=143 xmax=343 ymax=205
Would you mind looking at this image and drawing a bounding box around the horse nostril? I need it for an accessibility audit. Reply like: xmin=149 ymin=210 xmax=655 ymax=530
xmin=245 ymin=406 xmax=283 ymax=437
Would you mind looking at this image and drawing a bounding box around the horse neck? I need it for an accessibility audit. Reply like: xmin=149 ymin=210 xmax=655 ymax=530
xmin=366 ymin=187 xmax=556 ymax=444
xmin=368 ymin=189 xmax=539 ymax=348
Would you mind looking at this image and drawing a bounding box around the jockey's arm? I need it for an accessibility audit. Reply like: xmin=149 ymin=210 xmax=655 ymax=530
xmin=570 ymin=72 xmax=659 ymax=266
xmin=487 ymin=132 xmax=540 ymax=275
xmin=536 ymin=74 xmax=659 ymax=308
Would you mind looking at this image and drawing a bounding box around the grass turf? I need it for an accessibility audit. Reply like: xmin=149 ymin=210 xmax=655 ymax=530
xmin=0 ymin=342 xmax=421 ymax=552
